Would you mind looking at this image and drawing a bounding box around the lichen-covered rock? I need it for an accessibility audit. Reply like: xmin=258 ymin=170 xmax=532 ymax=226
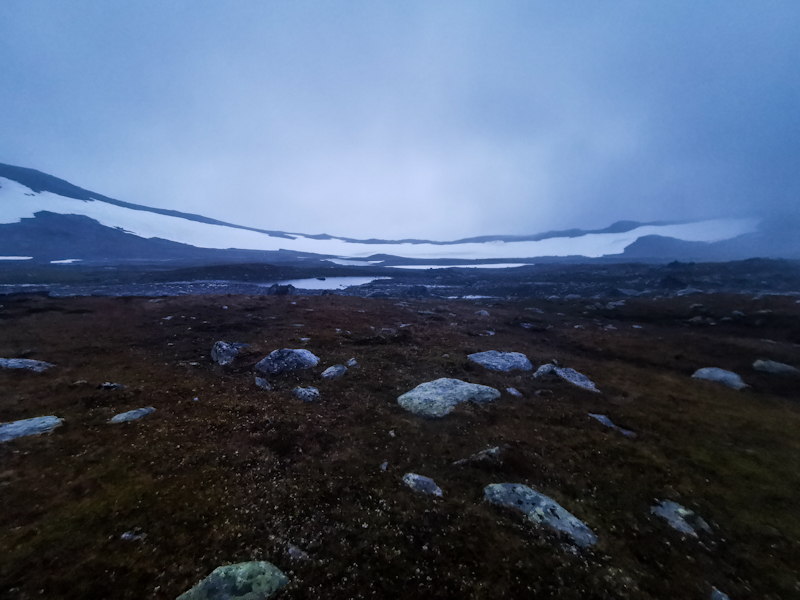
xmin=468 ymin=351 xmax=532 ymax=372
xmin=293 ymin=387 xmax=320 ymax=402
xmin=255 ymin=349 xmax=319 ymax=375
xmin=402 ymin=473 xmax=443 ymax=497
xmin=753 ymin=359 xmax=800 ymax=376
xmin=0 ymin=358 xmax=54 ymax=373
xmin=109 ymin=407 xmax=155 ymax=423
xmin=453 ymin=446 xmax=504 ymax=467
xmin=176 ymin=561 xmax=288 ymax=600
xmin=211 ymin=341 xmax=249 ymax=366
xmin=533 ymin=363 xmax=556 ymax=378
xmin=485 ymin=483 xmax=597 ymax=547
xmin=651 ymin=500 xmax=711 ymax=536
xmin=692 ymin=367 xmax=748 ymax=390
xmin=397 ymin=378 xmax=501 ymax=418
xmin=321 ymin=364 xmax=347 ymax=380
xmin=0 ymin=416 xmax=63 ymax=442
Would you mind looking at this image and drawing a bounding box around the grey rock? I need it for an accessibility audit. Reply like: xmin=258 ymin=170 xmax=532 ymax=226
xmin=100 ymin=382 xmax=126 ymax=390
xmin=588 ymin=413 xmax=636 ymax=438
xmin=293 ymin=386 xmax=320 ymax=402
xmin=176 ymin=561 xmax=289 ymax=600
xmin=0 ymin=358 xmax=54 ymax=373
xmin=255 ymin=377 xmax=272 ymax=391
xmin=211 ymin=341 xmax=249 ymax=366
xmin=651 ymin=500 xmax=711 ymax=536
xmin=692 ymin=367 xmax=748 ymax=390
xmin=468 ymin=351 xmax=532 ymax=372
xmin=453 ymin=446 xmax=504 ymax=467
xmin=753 ymin=359 xmax=800 ymax=376
xmin=286 ymin=544 xmax=310 ymax=561
xmin=255 ymin=348 xmax=319 ymax=375
xmin=321 ymin=364 xmax=347 ymax=380
xmin=506 ymin=387 xmax=523 ymax=397
xmin=402 ymin=473 xmax=443 ymax=497
xmin=710 ymin=588 xmax=731 ymax=600
xmin=346 ymin=357 xmax=358 ymax=367
xmin=109 ymin=407 xmax=155 ymax=424
xmin=474 ymin=310 xmax=490 ymax=317
xmin=0 ymin=415 xmax=63 ymax=442
xmin=397 ymin=378 xmax=501 ymax=418
xmin=536 ymin=363 xmax=600 ymax=392
xmin=484 ymin=483 xmax=597 ymax=547
xmin=266 ymin=284 xmax=295 ymax=295
xmin=120 ymin=531 xmax=146 ymax=541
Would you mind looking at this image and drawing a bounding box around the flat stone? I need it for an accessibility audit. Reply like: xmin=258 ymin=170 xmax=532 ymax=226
xmin=402 ymin=473 xmax=443 ymax=497
xmin=535 ymin=363 xmax=600 ymax=392
xmin=651 ymin=500 xmax=711 ymax=536
xmin=753 ymin=359 xmax=800 ymax=376
xmin=176 ymin=561 xmax=289 ymax=600
xmin=468 ymin=351 xmax=532 ymax=372
xmin=0 ymin=358 xmax=54 ymax=373
xmin=321 ymin=364 xmax=347 ymax=380
xmin=211 ymin=341 xmax=249 ymax=366
xmin=588 ymin=413 xmax=636 ymax=437
xmin=255 ymin=349 xmax=319 ymax=375
xmin=254 ymin=377 xmax=272 ymax=391
xmin=397 ymin=378 xmax=501 ymax=418
xmin=692 ymin=367 xmax=748 ymax=390
xmin=0 ymin=416 xmax=63 ymax=442
xmin=293 ymin=386 xmax=320 ymax=402
xmin=484 ymin=483 xmax=597 ymax=547
xmin=109 ymin=407 xmax=155 ymax=424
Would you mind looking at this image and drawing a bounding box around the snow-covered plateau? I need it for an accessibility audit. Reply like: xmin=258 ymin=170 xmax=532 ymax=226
xmin=0 ymin=176 xmax=758 ymax=261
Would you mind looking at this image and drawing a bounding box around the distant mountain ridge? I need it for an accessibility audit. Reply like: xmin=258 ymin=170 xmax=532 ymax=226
xmin=1 ymin=161 xmax=786 ymax=265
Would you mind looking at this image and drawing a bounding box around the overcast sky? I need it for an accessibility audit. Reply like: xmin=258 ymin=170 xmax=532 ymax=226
xmin=1 ymin=1 xmax=798 ymax=240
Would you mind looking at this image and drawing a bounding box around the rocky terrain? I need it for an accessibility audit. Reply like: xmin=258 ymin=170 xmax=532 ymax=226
xmin=1 ymin=284 xmax=799 ymax=599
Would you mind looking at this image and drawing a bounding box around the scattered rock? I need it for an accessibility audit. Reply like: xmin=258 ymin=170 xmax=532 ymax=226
xmin=346 ymin=357 xmax=358 ymax=367
xmin=0 ymin=358 xmax=54 ymax=373
xmin=710 ymin=587 xmax=731 ymax=600
xmin=176 ymin=561 xmax=289 ymax=600
xmin=99 ymin=382 xmax=126 ymax=391
xmin=211 ymin=341 xmax=249 ymax=366
xmin=255 ymin=377 xmax=272 ymax=391
xmin=588 ymin=413 xmax=636 ymax=437
xmin=0 ymin=415 xmax=63 ymax=442
xmin=321 ymin=364 xmax=347 ymax=380
xmin=120 ymin=531 xmax=146 ymax=541
xmin=108 ymin=407 xmax=155 ymax=424
xmin=474 ymin=310 xmax=490 ymax=317
xmin=468 ymin=351 xmax=532 ymax=372
xmin=535 ymin=363 xmax=600 ymax=393
xmin=397 ymin=378 xmax=501 ymax=418
xmin=453 ymin=446 xmax=504 ymax=467
xmin=484 ymin=483 xmax=597 ymax=547
xmin=293 ymin=387 xmax=320 ymax=402
xmin=753 ymin=359 xmax=800 ymax=376
xmin=286 ymin=544 xmax=310 ymax=561
xmin=402 ymin=473 xmax=443 ymax=497
xmin=692 ymin=367 xmax=748 ymax=390
xmin=651 ymin=500 xmax=711 ymax=536
xmin=255 ymin=349 xmax=319 ymax=375
xmin=265 ymin=284 xmax=295 ymax=296
xmin=380 ymin=461 xmax=388 ymax=471
xmin=506 ymin=387 xmax=522 ymax=397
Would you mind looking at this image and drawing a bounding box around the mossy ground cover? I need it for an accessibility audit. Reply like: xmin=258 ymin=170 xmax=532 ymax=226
xmin=0 ymin=292 xmax=798 ymax=599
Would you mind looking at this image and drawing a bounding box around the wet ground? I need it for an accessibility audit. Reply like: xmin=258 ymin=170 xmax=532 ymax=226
xmin=1 ymin=288 xmax=799 ymax=599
